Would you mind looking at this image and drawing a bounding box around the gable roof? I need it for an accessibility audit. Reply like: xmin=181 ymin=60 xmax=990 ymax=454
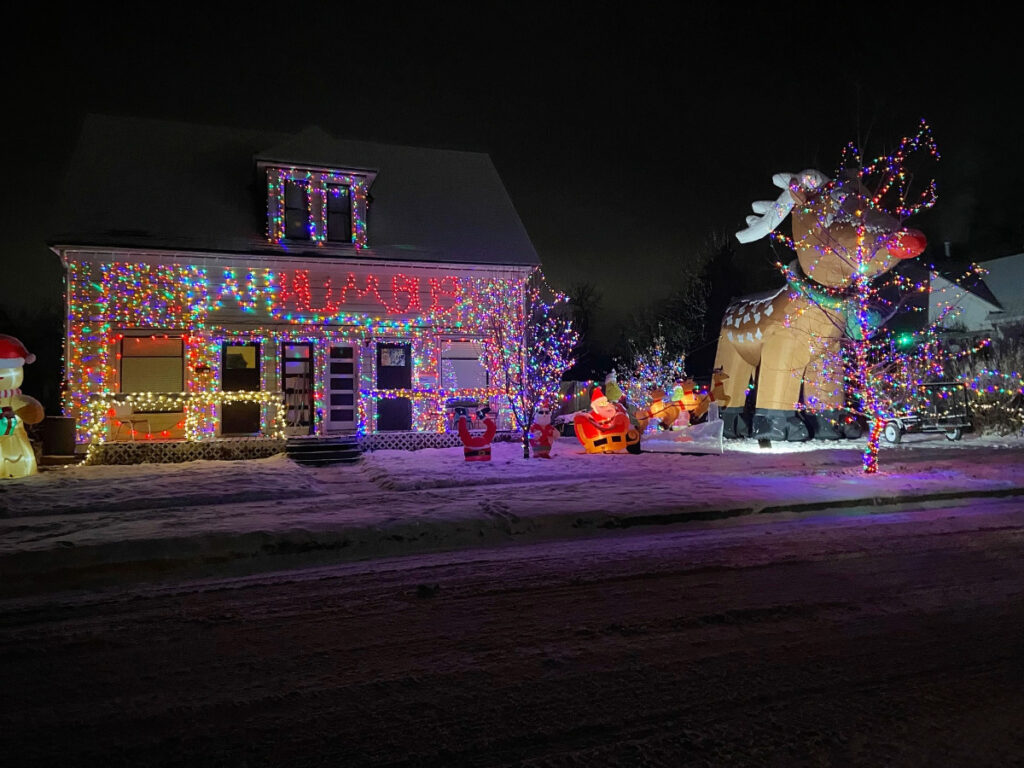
xmin=49 ymin=114 xmax=539 ymax=267
xmin=928 ymin=259 xmax=1003 ymax=310
xmin=978 ymin=251 xmax=1024 ymax=318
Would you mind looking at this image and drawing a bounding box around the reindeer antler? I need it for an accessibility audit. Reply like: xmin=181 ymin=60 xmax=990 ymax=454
xmin=735 ymin=169 xmax=830 ymax=244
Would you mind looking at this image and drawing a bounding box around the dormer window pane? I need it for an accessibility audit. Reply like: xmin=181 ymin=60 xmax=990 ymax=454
xmin=326 ymin=184 xmax=352 ymax=243
xmin=284 ymin=180 xmax=309 ymax=240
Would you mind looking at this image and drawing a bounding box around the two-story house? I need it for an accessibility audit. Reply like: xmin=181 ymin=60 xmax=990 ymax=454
xmin=50 ymin=115 xmax=539 ymax=462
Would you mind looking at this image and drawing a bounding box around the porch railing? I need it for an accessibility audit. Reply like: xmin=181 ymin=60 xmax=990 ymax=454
xmin=358 ymin=387 xmax=506 ymax=433
xmin=84 ymin=391 xmax=286 ymax=454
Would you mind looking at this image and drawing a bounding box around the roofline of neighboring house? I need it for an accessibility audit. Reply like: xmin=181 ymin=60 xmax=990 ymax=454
xmin=49 ymin=243 xmax=540 ymax=274
xmin=930 ymin=269 xmax=1004 ymax=311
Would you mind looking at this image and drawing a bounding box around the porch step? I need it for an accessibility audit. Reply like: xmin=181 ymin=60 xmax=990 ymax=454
xmin=285 ymin=437 xmax=363 ymax=466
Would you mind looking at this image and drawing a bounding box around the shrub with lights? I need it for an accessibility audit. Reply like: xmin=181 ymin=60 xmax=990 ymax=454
xmin=474 ymin=268 xmax=579 ymax=459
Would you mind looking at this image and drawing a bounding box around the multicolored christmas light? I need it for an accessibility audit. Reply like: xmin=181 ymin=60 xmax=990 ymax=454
xmin=63 ymin=252 xmax=535 ymax=445
xmin=616 ymin=332 xmax=689 ymax=409
xmin=474 ymin=267 xmax=579 ymax=458
xmin=266 ymin=168 xmax=369 ymax=247
xmin=770 ymin=120 xmax=1004 ymax=472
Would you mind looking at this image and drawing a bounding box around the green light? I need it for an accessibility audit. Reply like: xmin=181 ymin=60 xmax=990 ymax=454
xmin=897 ymin=333 xmax=914 ymax=348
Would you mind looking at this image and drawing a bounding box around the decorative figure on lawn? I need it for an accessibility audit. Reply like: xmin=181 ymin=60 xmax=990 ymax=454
xmin=603 ymin=370 xmax=625 ymax=405
xmin=0 ymin=335 xmax=44 ymax=478
xmin=457 ymin=406 xmax=497 ymax=462
xmin=529 ymin=404 xmax=558 ymax=458
xmin=671 ymin=378 xmax=700 ymax=427
xmin=573 ymin=386 xmax=633 ymax=454
xmin=714 ymin=169 xmax=926 ymax=441
xmin=634 ymin=386 xmax=680 ymax=432
xmin=693 ymin=369 xmax=731 ymax=420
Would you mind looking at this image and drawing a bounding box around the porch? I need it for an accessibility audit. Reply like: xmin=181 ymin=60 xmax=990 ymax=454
xmin=80 ymin=389 xmax=519 ymax=464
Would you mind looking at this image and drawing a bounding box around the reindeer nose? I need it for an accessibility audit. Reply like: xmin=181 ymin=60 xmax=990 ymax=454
xmin=888 ymin=228 xmax=927 ymax=259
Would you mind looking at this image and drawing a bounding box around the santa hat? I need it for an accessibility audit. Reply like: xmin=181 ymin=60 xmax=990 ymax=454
xmin=0 ymin=335 xmax=34 ymax=369
xmin=590 ymin=387 xmax=609 ymax=409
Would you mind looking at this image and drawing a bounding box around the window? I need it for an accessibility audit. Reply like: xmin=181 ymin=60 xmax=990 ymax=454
xmin=284 ymin=180 xmax=309 ymax=240
xmin=326 ymin=184 xmax=352 ymax=243
xmin=120 ymin=336 xmax=184 ymax=393
xmin=441 ymin=341 xmax=488 ymax=389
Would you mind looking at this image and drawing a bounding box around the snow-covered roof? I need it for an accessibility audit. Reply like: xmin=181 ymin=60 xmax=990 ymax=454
xmin=49 ymin=115 xmax=540 ymax=267
xmin=978 ymin=252 xmax=1024 ymax=321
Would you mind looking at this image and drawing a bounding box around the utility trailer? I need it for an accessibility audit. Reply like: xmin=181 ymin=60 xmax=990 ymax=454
xmin=882 ymin=382 xmax=972 ymax=444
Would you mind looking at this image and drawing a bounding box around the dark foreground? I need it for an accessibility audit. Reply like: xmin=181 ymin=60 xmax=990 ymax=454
xmin=2 ymin=499 xmax=1024 ymax=767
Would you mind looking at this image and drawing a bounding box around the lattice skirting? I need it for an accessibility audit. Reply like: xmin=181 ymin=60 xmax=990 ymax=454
xmin=86 ymin=439 xmax=287 ymax=465
xmin=359 ymin=430 xmax=519 ymax=452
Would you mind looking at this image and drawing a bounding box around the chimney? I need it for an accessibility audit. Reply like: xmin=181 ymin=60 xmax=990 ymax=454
xmin=943 ymin=241 xmax=952 ymax=258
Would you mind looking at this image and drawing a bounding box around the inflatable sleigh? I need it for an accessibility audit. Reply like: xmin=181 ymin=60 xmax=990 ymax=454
xmin=639 ymin=406 xmax=724 ymax=454
xmin=637 ymin=373 xmax=729 ymax=455
xmin=573 ymin=387 xmax=640 ymax=454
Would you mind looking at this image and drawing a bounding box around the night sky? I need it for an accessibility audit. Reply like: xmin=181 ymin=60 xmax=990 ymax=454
xmin=6 ymin=8 xmax=1022 ymax=340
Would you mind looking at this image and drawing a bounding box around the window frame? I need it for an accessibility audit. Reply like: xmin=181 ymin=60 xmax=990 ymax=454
xmin=118 ymin=333 xmax=186 ymax=411
xmin=325 ymin=183 xmax=353 ymax=243
xmin=440 ymin=340 xmax=490 ymax=390
xmin=283 ymin=179 xmax=311 ymax=241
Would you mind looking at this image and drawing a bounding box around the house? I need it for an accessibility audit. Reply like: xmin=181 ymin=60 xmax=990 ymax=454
xmin=49 ymin=116 xmax=539 ymax=461
xmin=929 ymin=252 xmax=1024 ymax=338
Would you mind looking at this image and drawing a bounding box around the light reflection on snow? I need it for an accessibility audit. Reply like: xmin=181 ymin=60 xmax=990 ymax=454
xmin=724 ymin=439 xmax=862 ymax=454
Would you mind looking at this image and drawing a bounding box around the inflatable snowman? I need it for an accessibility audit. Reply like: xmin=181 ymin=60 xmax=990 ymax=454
xmin=0 ymin=335 xmax=44 ymax=478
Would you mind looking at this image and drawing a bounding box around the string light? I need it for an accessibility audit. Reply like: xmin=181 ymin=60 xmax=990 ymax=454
xmin=473 ymin=268 xmax=579 ymax=456
xmin=83 ymin=390 xmax=287 ymax=463
xmin=265 ymin=168 xmax=369 ymax=247
xmin=769 ymin=120 xmax=1016 ymax=472
xmin=64 ymin=254 xmax=541 ymax=446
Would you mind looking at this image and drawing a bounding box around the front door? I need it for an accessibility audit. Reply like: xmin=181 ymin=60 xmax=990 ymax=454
xmin=282 ymin=343 xmax=314 ymax=435
xmin=326 ymin=344 xmax=357 ymax=433
xmin=221 ymin=343 xmax=260 ymax=435
xmin=376 ymin=342 xmax=412 ymax=431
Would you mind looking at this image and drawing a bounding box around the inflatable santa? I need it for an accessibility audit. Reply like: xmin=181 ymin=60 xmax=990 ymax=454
xmin=573 ymin=386 xmax=632 ymax=454
xmin=529 ymin=405 xmax=558 ymax=458
xmin=457 ymin=406 xmax=497 ymax=462
xmin=0 ymin=335 xmax=44 ymax=478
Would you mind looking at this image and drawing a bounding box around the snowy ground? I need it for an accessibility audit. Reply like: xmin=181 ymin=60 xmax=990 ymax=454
xmin=1 ymin=432 xmax=1023 ymax=594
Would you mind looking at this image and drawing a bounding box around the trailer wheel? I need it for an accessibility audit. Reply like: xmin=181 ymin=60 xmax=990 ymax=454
xmin=945 ymin=428 xmax=962 ymax=441
xmin=883 ymin=421 xmax=902 ymax=444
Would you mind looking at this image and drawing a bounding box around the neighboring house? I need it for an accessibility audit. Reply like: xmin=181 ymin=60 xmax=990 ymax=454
xmin=49 ymin=115 xmax=539 ymax=457
xmin=929 ymin=252 xmax=1024 ymax=337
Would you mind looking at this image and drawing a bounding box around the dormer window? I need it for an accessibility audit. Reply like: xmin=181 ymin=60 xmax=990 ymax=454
xmin=265 ymin=166 xmax=372 ymax=249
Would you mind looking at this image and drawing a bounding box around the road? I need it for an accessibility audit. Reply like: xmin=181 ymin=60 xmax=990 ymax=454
xmin=2 ymin=498 xmax=1024 ymax=767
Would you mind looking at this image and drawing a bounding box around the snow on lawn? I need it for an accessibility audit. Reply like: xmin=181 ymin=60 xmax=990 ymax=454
xmin=364 ymin=432 xmax=1024 ymax=491
xmin=0 ymin=453 xmax=332 ymax=518
xmin=1 ymin=432 xmax=1022 ymax=523
xmin=1 ymin=432 xmax=1024 ymax=583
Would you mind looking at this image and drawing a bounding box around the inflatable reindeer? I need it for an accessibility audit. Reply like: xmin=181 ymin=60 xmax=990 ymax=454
xmin=714 ymin=169 xmax=926 ymax=441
